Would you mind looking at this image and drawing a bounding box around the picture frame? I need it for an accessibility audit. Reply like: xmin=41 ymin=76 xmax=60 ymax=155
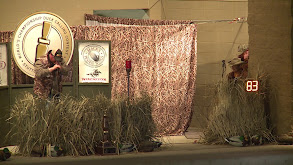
xmin=78 ymin=40 xmax=111 ymax=84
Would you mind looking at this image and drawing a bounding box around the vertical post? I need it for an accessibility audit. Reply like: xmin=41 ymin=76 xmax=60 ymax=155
xmin=126 ymin=59 xmax=131 ymax=98
xmin=7 ymin=43 xmax=12 ymax=111
xmin=73 ymin=41 xmax=79 ymax=98
xmin=127 ymin=72 xmax=130 ymax=98
xmin=102 ymin=110 xmax=109 ymax=145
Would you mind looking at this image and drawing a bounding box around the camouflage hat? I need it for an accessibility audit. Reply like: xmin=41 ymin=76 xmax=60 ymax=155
xmin=228 ymin=57 xmax=245 ymax=67
xmin=52 ymin=49 xmax=63 ymax=62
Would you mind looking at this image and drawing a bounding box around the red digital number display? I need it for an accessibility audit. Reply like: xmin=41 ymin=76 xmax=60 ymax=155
xmin=246 ymin=80 xmax=259 ymax=92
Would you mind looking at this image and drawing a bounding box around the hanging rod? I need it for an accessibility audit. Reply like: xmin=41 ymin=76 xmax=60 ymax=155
xmin=190 ymin=17 xmax=247 ymax=24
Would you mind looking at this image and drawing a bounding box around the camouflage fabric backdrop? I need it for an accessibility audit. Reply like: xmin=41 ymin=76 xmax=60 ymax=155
xmin=82 ymin=15 xmax=197 ymax=135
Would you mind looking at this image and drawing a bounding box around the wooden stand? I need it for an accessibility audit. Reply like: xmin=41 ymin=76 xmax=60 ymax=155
xmin=96 ymin=111 xmax=118 ymax=155
xmin=96 ymin=140 xmax=117 ymax=155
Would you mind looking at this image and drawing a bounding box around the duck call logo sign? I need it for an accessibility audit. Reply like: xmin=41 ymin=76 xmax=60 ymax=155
xmin=79 ymin=42 xmax=110 ymax=83
xmin=12 ymin=12 xmax=74 ymax=78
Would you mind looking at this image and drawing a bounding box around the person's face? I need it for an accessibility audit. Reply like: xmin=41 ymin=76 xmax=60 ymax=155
xmin=243 ymin=50 xmax=249 ymax=60
xmin=49 ymin=52 xmax=56 ymax=63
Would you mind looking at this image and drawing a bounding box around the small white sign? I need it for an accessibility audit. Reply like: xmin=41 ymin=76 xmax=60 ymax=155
xmin=0 ymin=44 xmax=7 ymax=86
xmin=79 ymin=42 xmax=110 ymax=83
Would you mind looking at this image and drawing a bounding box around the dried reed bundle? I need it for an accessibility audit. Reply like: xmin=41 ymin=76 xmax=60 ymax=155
xmin=7 ymin=94 xmax=106 ymax=156
xmin=108 ymin=93 xmax=156 ymax=146
xmin=55 ymin=95 xmax=106 ymax=156
xmin=7 ymin=92 xmax=47 ymax=156
xmin=130 ymin=93 xmax=156 ymax=143
xmin=203 ymin=73 xmax=275 ymax=144
xmin=7 ymin=92 xmax=155 ymax=156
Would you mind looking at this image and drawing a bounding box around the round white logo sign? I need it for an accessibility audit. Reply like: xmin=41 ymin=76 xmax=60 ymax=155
xmin=81 ymin=44 xmax=107 ymax=68
xmin=12 ymin=11 xmax=74 ymax=78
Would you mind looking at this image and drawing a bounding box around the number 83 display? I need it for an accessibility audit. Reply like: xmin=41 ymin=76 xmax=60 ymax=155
xmin=246 ymin=80 xmax=259 ymax=92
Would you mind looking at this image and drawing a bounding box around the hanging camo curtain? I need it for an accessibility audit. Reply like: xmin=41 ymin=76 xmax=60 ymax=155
xmin=80 ymin=15 xmax=197 ymax=135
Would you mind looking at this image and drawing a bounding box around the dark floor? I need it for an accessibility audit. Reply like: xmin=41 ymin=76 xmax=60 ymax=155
xmin=2 ymin=143 xmax=293 ymax=165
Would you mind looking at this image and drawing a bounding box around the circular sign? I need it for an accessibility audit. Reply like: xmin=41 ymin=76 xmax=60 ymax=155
xmin=12 ymin=11 xmax=74 ymax=78
xmin=81 ymin=44 xmax=107 ymax=68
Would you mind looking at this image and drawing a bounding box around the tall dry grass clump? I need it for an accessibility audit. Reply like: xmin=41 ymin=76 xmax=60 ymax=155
xmin=203 ymin=73 xmax=275 ymax=144
xmin=7 ymin=92 xmax=155 ymax=156
xmin=108 ymin=93 xmax=156 ymax=146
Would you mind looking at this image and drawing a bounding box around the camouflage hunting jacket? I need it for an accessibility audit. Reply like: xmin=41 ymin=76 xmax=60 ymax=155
xmin=33 ymin=55 xmax=68 ymax=99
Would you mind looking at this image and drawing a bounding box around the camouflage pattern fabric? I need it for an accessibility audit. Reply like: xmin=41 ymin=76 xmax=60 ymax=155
xmin=33 ymin=55 xmax=65 ymax=99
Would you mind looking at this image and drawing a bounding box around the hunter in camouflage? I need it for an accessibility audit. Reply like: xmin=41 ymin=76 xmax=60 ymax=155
xmin=34 ymin=49 xmax=68 ymax=100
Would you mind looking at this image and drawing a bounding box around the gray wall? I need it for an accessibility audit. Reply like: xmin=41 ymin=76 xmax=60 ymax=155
xmin=248 ymin=0 xmax=292 ymax=135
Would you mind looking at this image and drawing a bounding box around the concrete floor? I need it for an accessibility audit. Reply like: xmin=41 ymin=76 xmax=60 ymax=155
xmin=1 ymin=143 xmax=293 ymax=165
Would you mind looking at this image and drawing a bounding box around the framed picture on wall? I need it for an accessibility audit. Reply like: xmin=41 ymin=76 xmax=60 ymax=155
xmin=0 ymin=43 xmax=8 ymax=86
xmin=78 ymin=41 xmax=111 ymax=84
